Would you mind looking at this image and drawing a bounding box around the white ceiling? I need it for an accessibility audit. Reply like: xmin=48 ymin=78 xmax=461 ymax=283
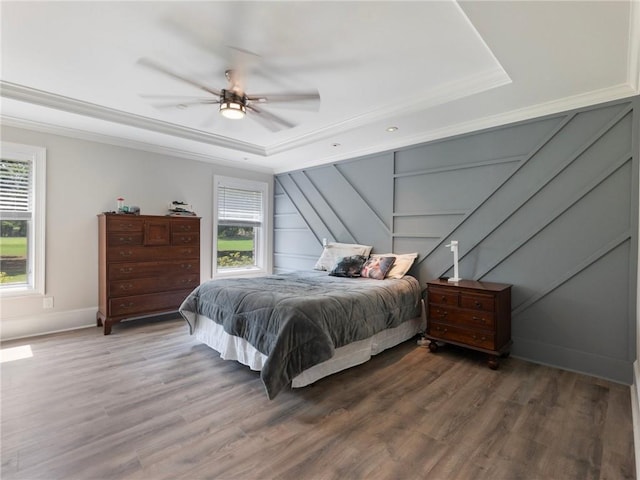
xmin=1 ymin=1 xmax=638 ymax=174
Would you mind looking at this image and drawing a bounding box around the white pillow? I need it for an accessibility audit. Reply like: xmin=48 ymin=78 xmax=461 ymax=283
xmin=314 ymin=242 xmax=373 ymax=271
xmin=371 ymin=252 xmax=417 ymax=278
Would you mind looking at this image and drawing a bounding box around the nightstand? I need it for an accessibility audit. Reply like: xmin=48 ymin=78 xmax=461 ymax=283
xmin=425 ymin=279 xmax=512 ymax=369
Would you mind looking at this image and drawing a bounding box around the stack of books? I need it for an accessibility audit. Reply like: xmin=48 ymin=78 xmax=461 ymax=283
xmin=168 ymin=201 xmax=197 ymax=216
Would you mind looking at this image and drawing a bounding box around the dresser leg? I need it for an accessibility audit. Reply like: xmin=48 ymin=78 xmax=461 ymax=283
xmin=488 ymin=356 xmax=499 ymax=370
xmin=428 ymin=341 xmax=439 ymax=353
xmin=103 ymin=319 xmax=112 ymax=335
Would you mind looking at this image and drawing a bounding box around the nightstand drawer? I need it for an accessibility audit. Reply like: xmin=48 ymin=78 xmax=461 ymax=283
xmin=428 ymin=305 xmax=495 ymax=329
xmin=460 ymin=293 xmax=494 ymax=312
xmin=428 ymin=287 xmax=459 ymax=306
xmin=429 ymin=322 xmax=495 ymax=350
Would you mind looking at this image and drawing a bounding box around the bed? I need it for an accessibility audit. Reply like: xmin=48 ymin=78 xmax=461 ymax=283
xmin=179 ymin=269 xmax=424 ymax=399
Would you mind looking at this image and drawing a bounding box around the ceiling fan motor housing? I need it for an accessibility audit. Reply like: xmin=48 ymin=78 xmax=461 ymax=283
xmin=219 ymin=89 xmax=247 ymax=118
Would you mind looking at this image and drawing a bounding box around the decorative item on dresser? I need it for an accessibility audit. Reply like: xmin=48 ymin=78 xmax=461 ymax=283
xmin=97 ymin=213 xmax=200 ymax=335
xmin=425 ymin=279 xmax=512 ymax=369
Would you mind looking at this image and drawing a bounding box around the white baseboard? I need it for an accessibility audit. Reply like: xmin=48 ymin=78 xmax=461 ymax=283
xmin=0 ymin=307 xmax=97 ymax=341
xmin=633 ymin=360 xmax=640 ymax=480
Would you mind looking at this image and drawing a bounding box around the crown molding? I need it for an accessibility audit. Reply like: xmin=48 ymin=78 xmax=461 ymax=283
xmin=628 ymin=0 xmax=640 ymax=92
xmin=0 ymin=81 xmax=266 ymax=156
xmin=0 ymin=115 xmax=274 ymax=174
xmin=273 ymin=83 xmax=637 ymax=174
xmin=266 ymin=66 xmax=511 ymax=156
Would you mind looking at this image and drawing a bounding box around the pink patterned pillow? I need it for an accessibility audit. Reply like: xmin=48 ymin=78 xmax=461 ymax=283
xmin=360 ymin=256 xmax=396 ymax=280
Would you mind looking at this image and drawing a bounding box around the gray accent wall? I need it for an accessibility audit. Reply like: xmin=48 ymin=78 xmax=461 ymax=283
xmin=274 ymin=96 xmax=639 ymax=384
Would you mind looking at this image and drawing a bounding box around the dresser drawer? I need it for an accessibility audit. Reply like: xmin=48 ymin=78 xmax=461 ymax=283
xmin=109 ymin=260 xmax=199 ymax=279
xmin=460 ymin=293 xmax=494 ymax=312
xmin=108 ymin=245 xmax=199 ymax=261
xmin=171 ymin=233 xmax=199 ymax=246
xmin=109 ymin=289 xmax=192 ymax=316
xmin=107 ymin=216 xmax=143 ymax=232
xmin=428 ymin=321 xmax=496 ymax=350
xmin=428 ymin=305 xmax=495 ymax=329
xmin=428 ymin=287 xmax=459 ymax=306
xmin=108 ymin=233 xmax=143 ymax=246
xmin=171 ymin=219 xmax=199 ymax=233
xmin=109 ymin=274 xmax=199 ymax=297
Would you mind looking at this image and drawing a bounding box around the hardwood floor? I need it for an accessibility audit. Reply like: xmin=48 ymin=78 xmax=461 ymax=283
xmin=1 ymin=317 xmax=635 ymax=480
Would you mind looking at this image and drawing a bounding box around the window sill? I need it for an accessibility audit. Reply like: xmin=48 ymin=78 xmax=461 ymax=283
xmin=0 ymin=286 xmax=43 ymax=298
xmin=214 ymin=267 xmax=267 ymax=279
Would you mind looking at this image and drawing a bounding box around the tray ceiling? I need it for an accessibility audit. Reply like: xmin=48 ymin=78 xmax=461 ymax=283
xmin=1 ymin=1 xmax=638 ymax=173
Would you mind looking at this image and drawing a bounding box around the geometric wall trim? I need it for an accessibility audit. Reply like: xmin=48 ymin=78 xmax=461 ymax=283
xmin=275 ymin=96 xmax=639 ymax=384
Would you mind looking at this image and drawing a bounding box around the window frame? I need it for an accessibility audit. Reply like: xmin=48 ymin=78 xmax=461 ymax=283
xmin=212 ymin=175 xmax=269 ymax=278
xmin=0 ymin=142 xmax=46 ymax=296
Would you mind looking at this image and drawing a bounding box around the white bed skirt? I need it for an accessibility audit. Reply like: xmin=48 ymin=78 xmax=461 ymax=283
xmin=193 ymin=300 xmax=425 ymax=388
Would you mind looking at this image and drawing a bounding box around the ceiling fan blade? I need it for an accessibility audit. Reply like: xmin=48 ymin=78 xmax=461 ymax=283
xmin=247 ymin=92 xmax=320 ymax=103
xmin=246 ymin=104 xmax=295 ymax=131
xmin=137 ymin=58 xmax=222 ymax=97
xmin=148 ymin=99 xmax=219 ymax=109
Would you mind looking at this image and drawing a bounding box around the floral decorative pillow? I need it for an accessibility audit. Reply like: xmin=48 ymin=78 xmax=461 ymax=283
xmin=329 ymin=255 xmax=368 ymax=277
xmin=361 ymin=256 xmax=396 ymax=280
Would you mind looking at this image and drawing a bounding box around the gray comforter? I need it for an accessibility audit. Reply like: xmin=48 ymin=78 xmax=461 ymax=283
xmin=179 ymin=271 xmax=422 ymax=399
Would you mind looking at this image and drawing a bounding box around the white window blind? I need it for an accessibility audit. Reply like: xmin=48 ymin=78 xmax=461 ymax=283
xmin=0 ymin=158 xmax=32 ymax=220
xmin=217 ymin=186 xmax=263 ymax=227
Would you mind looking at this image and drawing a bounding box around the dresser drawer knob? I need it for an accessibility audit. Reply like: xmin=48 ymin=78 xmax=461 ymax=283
xmin=472 ymin=316 xmax=486 ymax=324
xmin=438 ymin=310 xmax=448 ymax=318
xmin=181 ymin=237 xmax=192 ymax=243
xmin=119 ymin=251 xmax=133 ymax=257
xmin=119 ymin=283 xmax=133 ymax=290
xmin=474 ymin=301 xmax=482 ymax=307
xmin=181 ymin=264 xmax=192 ymax=269
xmin=119 ymin=302 xmax=134 ymax=308
xmin=441 ymin=295 xmax=447 ymax=302
xmin=119 ymin=236 xmax=133 ymax=242
xmin=119 ymin=267 xmax=134 ymax=273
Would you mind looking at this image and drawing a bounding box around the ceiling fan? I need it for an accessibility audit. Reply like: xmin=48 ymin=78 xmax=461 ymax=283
xmin=137 ymin=57 xmax=320 ymax=132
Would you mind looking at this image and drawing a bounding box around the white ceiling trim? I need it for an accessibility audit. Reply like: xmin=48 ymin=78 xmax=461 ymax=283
xmin=265 ymin=66 xmax=511 ymax=156
xmin=272 ymin=83 xmax=637 ymax=174
xmin=0 ymin=114 xmax=272 ymax=174
xmin=0 ymin=80 xmax=265 ymax=156
xmin=628 ymin=0 xmax=640 ymax=92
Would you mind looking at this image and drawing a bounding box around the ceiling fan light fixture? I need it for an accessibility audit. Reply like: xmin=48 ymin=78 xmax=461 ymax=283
xmin=220 ymin=101 xmax=246 ymax=119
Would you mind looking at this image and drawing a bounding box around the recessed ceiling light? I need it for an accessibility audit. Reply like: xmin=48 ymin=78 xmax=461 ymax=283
xmin=332 ymin=143 xmax=341 ymax=147
xmin=176 ymin=104 xmax=187 ymax=110
xmin=386 ymin=126 xmax=398 ymax=132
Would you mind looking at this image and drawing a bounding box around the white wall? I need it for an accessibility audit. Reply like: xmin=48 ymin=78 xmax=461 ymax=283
xmin=0 ymin=126 xmax=273 ymax=340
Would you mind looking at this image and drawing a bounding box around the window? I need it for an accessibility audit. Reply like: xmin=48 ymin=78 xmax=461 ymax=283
xmin=0 ymin=142 xmax=46 ymax=295
xmin=213 ymin=176 xmax=268 ymax=277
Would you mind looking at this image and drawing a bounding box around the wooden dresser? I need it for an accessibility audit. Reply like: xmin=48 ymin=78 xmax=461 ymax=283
xmin=425 ymin=279 xmax=512 ymax=369
xmin=97 ymin=213 xmax=200 ymax=335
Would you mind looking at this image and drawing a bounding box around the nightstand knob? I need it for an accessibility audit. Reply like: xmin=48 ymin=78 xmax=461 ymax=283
xmin=475 ymin=301 xmax=482 ymax=307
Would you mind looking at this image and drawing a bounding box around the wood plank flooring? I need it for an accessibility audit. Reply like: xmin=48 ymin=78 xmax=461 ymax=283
xmin=1 ymin=317 xmax=635 ymax=480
